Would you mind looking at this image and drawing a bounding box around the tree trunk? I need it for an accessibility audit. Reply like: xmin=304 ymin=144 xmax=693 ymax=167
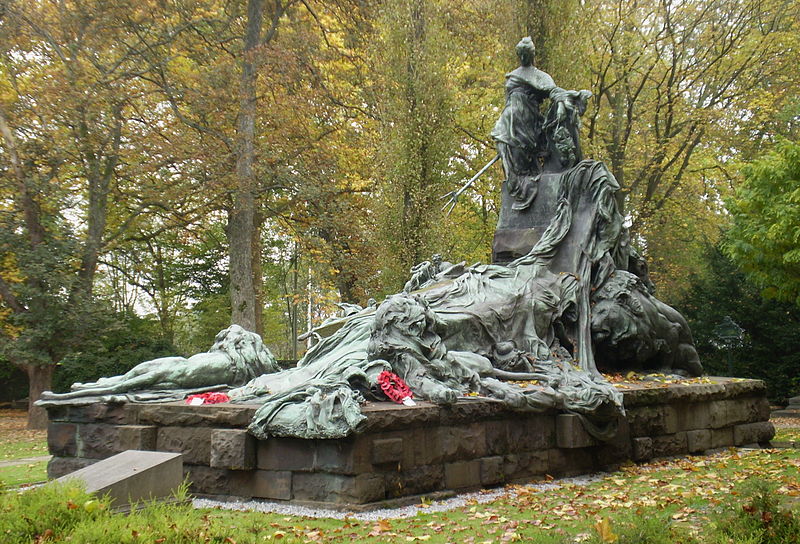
xmin=229 ymin=0 xmax=264 ymax=335
xmin=26 ymin=364 xmax=55 ymax=430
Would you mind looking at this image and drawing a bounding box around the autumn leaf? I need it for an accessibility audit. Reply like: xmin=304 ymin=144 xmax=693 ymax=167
xmin=594 ymin=517 xmax=618 ymax=543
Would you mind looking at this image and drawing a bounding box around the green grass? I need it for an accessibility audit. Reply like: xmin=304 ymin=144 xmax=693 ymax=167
xmin=0 ymin=459 xmax=49 ymax=488
xmin=774 ymin=427 xmax=800 ymax=442
xmin=0 ymin=438 xmax=48 ymax=461
xmin=3 ymin=449 xmax=797 ymax=543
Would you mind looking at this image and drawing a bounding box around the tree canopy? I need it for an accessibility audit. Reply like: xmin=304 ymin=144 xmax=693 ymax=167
xmin=725 ymin=139 xmax=800 ymax=306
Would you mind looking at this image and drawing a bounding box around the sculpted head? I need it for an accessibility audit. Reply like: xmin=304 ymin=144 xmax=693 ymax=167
xmin=367 ymin=294 xmax=445 ymax=363
xmin=516 ymin=37 xmax=536 ymax=67
xmin=210 ymin=324 xmax=279 ymax=379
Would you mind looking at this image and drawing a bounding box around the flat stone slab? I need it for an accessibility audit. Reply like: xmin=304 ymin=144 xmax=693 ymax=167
xmin=55 ymin=450 xmax=183 ymax=509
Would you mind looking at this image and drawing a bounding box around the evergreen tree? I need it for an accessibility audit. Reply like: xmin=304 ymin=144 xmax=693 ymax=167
xmin=676 ymin=246 xmax=800 ymax=402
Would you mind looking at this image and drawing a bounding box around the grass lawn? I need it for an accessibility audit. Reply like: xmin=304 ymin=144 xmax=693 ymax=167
xmin=1 ymin=448 xmax=798 ymax=543
xmin=0 ymin=460 xmax=49 ymax=488
xmin=0 ymin=409 xmax=48 ymax=489
xmin=0 ymin=410 xmax=47 ymax=458
xmin=773 ymin=418 xmax=800 ymax=442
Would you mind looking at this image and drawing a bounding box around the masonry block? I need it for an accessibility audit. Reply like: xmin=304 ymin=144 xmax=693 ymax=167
xmin=480 ymin=456 xmax=504 ymax=486
xmin=438 ymin=424 xmax=487 ymax=461
xmin=247 ymin=470 xmax=293 ymax=500
xmin=503 ymin=450 xmax=549 ymax=481
xmin=444 ymin=460 xmax=481 ymax=489
xmin=711 ymin=427 xmax=734 ymax=449
xmin=257 ymin=438 xmax=316 ymax=471
xmin=733 ymin=421 xmax=774 ymax=446
xmin=675 ymin=403 xmax=711 ymax=431
xmin=547 ymin=448 xmax=595 ymax=476
xmin=316 ymin=436 xmax=373 ymax=474
xmin=156 ymin=426 xmax=212 ymax=465
xmin=513 ymin=415 xmax=557 ymax=451
xmin=47 ymin=422 xmax=77 ymax=457
xmin=594 ymin=417 xmax=632 ymax=468
xmin=385 ymin=465 xmax=445 ymax=498
xmin=184 ymin=465 xmax=231 ymax=495
xmin=727 ymin=398 xmax=771 ymax=426
xmin=372 ymin=437 xmax=404 ymax=465
xmin=627 ymin=405 xmax=677 ymax=436
xmin=484 ymin=421 xmax=510 ymax=455
xmin=556 ymin=414 xmax=596 ymax=448
xmin=652 ymin=432 xmax=687 ymax=458
xmin=292 ymin=473 xmax=384 ymax=504
xmin=47 ymin=456 xmax=98 ymax=479
xmin=210 ymin=429 xmax=255 ymax=470
xmin=121 ymin=425 xmax=157 ymax=451
xmin=632 ymin=437 xmax=653 ymax=461
xmin=686 ymin=429 xmax=711 ymax=453
xmin=410 ymin=427 xmax=444 ymax=465
xmin=709 ymin=401 xmax=729 ymax=428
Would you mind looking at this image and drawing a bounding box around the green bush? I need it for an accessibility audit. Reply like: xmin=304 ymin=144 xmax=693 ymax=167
xmin=52 ymin=314 xmax=177 ymax=393
xmin=0 ymin=482 xmax=108 ymax=543
xmin=676 ymin=247 xmax=800 ymax=402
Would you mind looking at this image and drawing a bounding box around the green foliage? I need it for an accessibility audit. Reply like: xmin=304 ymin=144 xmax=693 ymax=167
xmin=711 ymin=479 xmax=800 ymax=544
xmin=52 ymin=313 xmax=176 ymax=393
xmin=676 ymin=247 xmax=800 ymax=402
xmin=372 ymin=0 xmax=457 ymax=291
xmin=173 ymin=293 xmax=232 ymax=356
xmin=0 ymin=482 xmax=107 ymax=543
xmin=726 ymin=139 xmax=800 ymax=306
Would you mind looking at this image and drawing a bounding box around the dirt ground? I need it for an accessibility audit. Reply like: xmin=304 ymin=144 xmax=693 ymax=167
xmin=0 ymin=409 xmax=47 ymax=444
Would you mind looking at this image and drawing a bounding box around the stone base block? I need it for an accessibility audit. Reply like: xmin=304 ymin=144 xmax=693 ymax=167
xmin=45 ymin=377 xmax=773 ymax=508
xmin=556 ymin=414 xmax=596 ymax=448
xmin=211 ymin=429 xmax=255 ymax=470
xmin=292 ymin=473 xmax=385 ymax=504
xmin=686 ymin=429 xmax=711 ymax=453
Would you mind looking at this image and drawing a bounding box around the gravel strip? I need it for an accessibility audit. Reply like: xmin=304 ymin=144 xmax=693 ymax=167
xmin=192 ymin=473 xmax=607 ymax=521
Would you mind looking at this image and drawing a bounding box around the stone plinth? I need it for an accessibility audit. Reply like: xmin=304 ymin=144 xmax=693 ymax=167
xmin=45 ymin=378 xmax=773 ymax=509
xmin=772 ymin=395 xmax=800 ymax=419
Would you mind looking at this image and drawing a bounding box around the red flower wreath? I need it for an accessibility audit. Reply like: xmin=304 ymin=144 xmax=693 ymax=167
xmin=185 ymin=392 xmax=230 ymax=405
xmin=377 ymin=371 xmax=413 ymax=404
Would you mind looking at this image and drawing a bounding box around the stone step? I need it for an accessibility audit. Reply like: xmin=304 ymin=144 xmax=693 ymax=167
xmin=54 ymin=450 xmax=183 ymax=510
xmin=771 ymin=410 xmax=800 ymax=419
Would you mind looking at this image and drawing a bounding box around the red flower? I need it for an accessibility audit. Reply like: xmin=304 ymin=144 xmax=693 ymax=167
xmin=377 ymin=371 xmax=413 ymax=404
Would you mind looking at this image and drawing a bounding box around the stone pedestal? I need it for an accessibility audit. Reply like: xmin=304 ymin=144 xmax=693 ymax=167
xmin=772 ymin=395 xmax=800 ymax=418
xmin=45 ymin=378 xmax=773 ymax=509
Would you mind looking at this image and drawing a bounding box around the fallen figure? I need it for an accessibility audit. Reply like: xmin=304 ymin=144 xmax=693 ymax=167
xmin=38 ymin=325 xmax=279 ymax=403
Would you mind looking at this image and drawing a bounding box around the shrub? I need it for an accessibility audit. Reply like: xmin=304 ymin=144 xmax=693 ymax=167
xmin=0 ymin=482 xmax=108 ymax=543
